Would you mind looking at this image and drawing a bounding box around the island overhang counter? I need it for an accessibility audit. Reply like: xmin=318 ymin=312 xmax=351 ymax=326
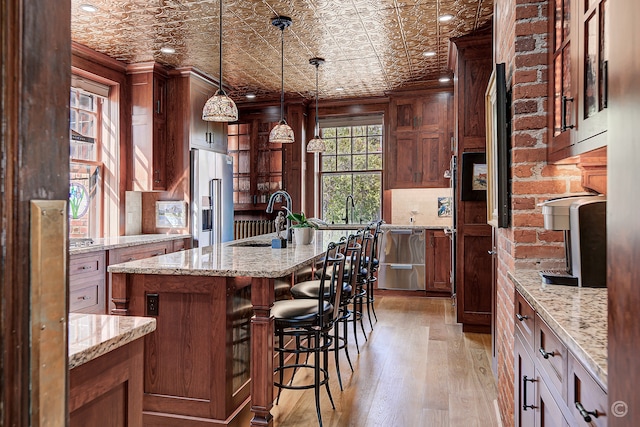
xmin=108 ymin=231 xmax=346 ymax=427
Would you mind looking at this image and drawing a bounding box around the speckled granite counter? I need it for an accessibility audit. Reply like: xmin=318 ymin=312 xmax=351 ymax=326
xmin=509 ymin=270 xmax=607 ymax=389
xmin=70 ymin=233 xmax=190 ymax=255
xmin=316 ymin=223 xmax=448 ymax=230
xmin=68 ymin=313 xmax=156 ymax=369
xmin=107 ymin=231 xmax=349 ymax=278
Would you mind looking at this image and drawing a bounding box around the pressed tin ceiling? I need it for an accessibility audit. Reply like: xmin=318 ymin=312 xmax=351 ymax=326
xmin=71 ymin=0 xmax=493 ymax=100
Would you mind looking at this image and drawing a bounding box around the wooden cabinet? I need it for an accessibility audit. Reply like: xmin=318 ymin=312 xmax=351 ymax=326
xmin=548 ymin=0 xmax=609 ymax=162
xmin=229 ymin=120 xmax=284 ymax=209
xmin=426 ymin=230 xmax=451 ymax=292
xmin=69 ymin=338 xmax=144 ymax=427
xmin=128 ymin=63 xmax=168 ymax=191
xmin=387 ymin=90 xmax=453 ymax=189
xmin=514 ymin=291 xmax=608 ymax=427
xmin=69 ymin=251 xmax=106 ymax=314
xmin=189 ymin=73 xmax=227 ymax=153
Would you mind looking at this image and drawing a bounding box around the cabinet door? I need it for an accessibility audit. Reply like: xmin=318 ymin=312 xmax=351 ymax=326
xmin=190 ymin=76 xmax=227 ymax=153
xmin=576 ymin=0 xmax=608 ymax=150
xmin=426 ymin=230 xmax=451 ymax=292
xmin=548 ymin=0 xmax=575 ymax=161
xmin=152 ymin=75 xmax=166 ymax=191
xmin=568 ymin=353 xmax=608 ymax=427
xmin=537 ymin=377 xmax=570 ymax=427
xmin=388 ymin=91 xmax=452 ymax=189
xmin=515 ymin=333 xmax=537 ymax=427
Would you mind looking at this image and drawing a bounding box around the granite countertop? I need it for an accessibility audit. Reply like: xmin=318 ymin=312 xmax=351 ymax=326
xmin=70 ymin=233 xmax=190 ymax=255
xmin=509 ymin=270 xmax=607 ymax=389
xmin=317 ymin=223 xmax=448 ymax=230
xmin=68 ymin=313 xmax=156 ymax=369
xmin=107 ymin=230 xmax=351 ymax=278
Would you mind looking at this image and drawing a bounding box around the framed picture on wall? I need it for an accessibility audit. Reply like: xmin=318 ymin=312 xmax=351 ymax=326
xmin=156 ymin=201 xmax=187 ymax=228
xmin=485 ymin=62 xmax=511 ymax=228
xmin=461 ymin=152 xmax=487 ymax=201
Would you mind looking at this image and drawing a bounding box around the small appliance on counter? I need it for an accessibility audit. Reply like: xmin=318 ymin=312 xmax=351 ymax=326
xmin=538 ymin=195 xmax=606 ymax=287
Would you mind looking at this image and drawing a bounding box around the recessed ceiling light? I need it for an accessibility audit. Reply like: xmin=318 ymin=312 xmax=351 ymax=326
xmin=439 ymin=77 xmax=451 ymax=83
xmin=245 ymin=93 xmax=256 ymax=99
xmin=160 ymin=47 xmax=175 ymax=54
xmin=423 ymin=51 xmax=437 ymax=57
xmin=335 ymin=87 xmax=344 ymax=91
xmin=439 ymin=14 xmax=454 ymax=22
xmin=79 ymin=4 xmax=98 ymax=13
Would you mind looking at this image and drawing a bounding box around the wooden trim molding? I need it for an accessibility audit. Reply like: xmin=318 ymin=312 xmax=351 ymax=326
xmin=577 ymin=147 xmax=607 ymax=194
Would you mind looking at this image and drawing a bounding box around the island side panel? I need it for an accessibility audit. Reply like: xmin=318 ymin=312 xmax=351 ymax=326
xmin=126 ymin=273 xmax=247 ymax=425
xmin=250 ymin=277 xmax=275 ymax=427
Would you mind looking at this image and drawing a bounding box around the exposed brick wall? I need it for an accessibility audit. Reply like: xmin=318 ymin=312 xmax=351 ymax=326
xmin=492 ymin=0 xmax=589 ymax=425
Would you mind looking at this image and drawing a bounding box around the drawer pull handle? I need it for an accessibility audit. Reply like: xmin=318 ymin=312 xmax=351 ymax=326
xmin=522 ymin=376 xmax=537 ymax=411
xmin=80 ymin=266 xmax=91 ymax=270
xmin=77 ymin=296 xmax=89 ymax=300
xmin=575 ymin=401 xmax=598 ymax=422
xmin=152 ymin=252 xmax=164 ymax=256
xmin=539 ymin=348 xmax=555 ymax=359
xmin=127 ymin=257 xmax=135 ymax=262
xmin=516 ymin=313 xmax=529 ymax=321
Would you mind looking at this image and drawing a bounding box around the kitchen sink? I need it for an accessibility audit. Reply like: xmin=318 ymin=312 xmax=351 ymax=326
xmin=227 ymin=241 xmax=273 ymax=248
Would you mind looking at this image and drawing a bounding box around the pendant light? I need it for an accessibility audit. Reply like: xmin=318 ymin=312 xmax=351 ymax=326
xmin=269 ymin=16 xmax=295 ymax=144
xmin=202 ymin=0 xmax=238 ymax=122
xmin=306 ymin=57 xmax=326 ymax=153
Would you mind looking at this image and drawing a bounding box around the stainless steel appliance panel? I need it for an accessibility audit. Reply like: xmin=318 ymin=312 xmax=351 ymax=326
xmin=378 ymin=264 xmax=426 ymax=290
xmin=190 ymin=149 xmax=234 ymax=247
xmin=379 ymin=229 xmax=425 ymax=264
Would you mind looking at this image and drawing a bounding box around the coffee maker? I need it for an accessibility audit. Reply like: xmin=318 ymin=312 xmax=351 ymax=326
xmin=539 ymin=195 xmax=607 ymax=287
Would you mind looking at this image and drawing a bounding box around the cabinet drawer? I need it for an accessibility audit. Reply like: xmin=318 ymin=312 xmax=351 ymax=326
xmin=109 ymin=242 xmax=170 ymax=264
xmin=69 ymin=251 xmax=105 ymax=279
xmin=172 ymin=238 xmax=189 ymax=252
xmin=70 ymin=278 xmax=105 ymax=314
xmin=535 ymin=314 xmax=568 ymax=402
xmin=515 ymin=291 xmax=535 ymax=350
xmin=568 ymin=353 xmax=608 ymax=427
xmin=538 ymin=376 xmax=570 ymax=427
xmin=378 ymin=264 xmax=425 ymax=290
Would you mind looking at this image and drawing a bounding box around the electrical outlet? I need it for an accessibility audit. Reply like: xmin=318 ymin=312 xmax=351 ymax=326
xmin=146 ymin=293 xmax=159 ymax=316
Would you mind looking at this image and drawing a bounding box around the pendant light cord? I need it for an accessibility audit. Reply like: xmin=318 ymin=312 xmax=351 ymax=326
xmin=280 ymin=26 xmax=285 ymax=122
xmin=219 ymin=0 xmax=223 ymax=93
xmin=315 ymin=63 xmax=319 ymax=135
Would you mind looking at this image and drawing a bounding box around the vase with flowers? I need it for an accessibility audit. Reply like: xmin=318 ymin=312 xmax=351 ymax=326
xmin=285 ymin=209 xmax=318 ymax=245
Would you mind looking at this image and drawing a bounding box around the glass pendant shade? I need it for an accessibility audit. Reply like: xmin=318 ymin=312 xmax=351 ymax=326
xmin=202 ymin=89 xmax=238 ymax=122
xmin=306 ymin=135 xmax=326 ymax=152
xmin=269 ymin=119 xmax=295 ymax=144
xmin=202 ymin=0 xmax=237 ymax=122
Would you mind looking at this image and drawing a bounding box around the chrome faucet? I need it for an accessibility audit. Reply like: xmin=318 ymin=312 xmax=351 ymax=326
xmin=343 ymin=194 xmax=355 ymax=224
xmin=266 ymin=190 xmax=293 ymax=242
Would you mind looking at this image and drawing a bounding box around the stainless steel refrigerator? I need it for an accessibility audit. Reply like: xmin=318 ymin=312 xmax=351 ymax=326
xmin=190 ymin=148 xmax=234 ymax=247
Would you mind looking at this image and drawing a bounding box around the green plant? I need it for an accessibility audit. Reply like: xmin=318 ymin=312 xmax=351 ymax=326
xmin=284 ymin=208 xmax=318 ymax=229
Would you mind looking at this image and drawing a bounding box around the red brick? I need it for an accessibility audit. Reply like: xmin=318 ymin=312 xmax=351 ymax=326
xmin=514 ymin=164 xmax=535 ymax=178
xmin=514 ymin=99 xmax=538 ymax=114
xmin=512 ymin=147 xmax=547 ymax=162
xmin=512 ymin=179 xmax=567 ymax=195
xmin=514 ymin=229 xmax=537 ymax=243
xmin=517 ymin=4 xmax=541 ymax=19
xmin=513 ymin=69 xmax=538 ymax=84
xmin=515 ymin=52 xmax=548 ymax=67
xmin=541 ymin=164 xmax=582 ymax=177
xmin=538 ymin=230 xmax=565 ymax=243
xmin=516 ymin=36 xmax=537 ymax=52
xmin=515 ymin=20 xmax=548 ymax=37
xmin=515 ymin=244 xmax=566 ymax=259
xmin=570 ymin=179 xmax=587 ymax=192
xmin=512 ymin=196 xmax=537 ymax=209
xmin=513 ymin=114 xmax=547 ymax=130
xmin=513 ymin=132 xmax=539 ymax=147
xmin=513 ymin=82 xmax=548 ymax=98
xmin=513 ymin=212 xmax=545 ymax=227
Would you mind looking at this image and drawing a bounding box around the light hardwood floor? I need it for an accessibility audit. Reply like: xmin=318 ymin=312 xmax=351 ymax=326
xmin=269 ymin=296 xmax=501 ymax=427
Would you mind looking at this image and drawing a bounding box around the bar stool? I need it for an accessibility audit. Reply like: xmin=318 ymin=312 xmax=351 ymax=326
xmin=364 ymin=220 xmax=383 ymax=327
xmin=289 ymin=232 xmax=363 ymax=390
xmin=271 ymin=240 xmax=346 ymax=427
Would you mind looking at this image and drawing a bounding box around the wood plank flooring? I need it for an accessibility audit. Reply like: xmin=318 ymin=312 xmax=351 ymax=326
xmin=269 ymin=296 xmax=500 ymax=427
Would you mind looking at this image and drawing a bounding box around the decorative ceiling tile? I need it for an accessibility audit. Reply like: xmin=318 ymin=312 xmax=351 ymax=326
xmin=71 ymin=0 xmax=493 ymax=100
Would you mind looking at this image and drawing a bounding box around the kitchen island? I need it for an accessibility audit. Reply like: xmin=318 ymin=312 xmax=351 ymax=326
xmin=108 ymin=231 xmax=347 ymax=427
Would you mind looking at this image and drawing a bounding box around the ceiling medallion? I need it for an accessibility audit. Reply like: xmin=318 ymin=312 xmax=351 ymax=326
xmin=202 ymin=0 xmax=238 ymax=122
xmin=306 ymin=57 xmax=326 ymax=153
xmin=269 ymin=16 xmax=295 ymax=144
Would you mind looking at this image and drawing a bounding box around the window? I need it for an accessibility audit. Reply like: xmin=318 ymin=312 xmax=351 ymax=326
xmin=69 ymin=86 xmax=103 ymax=239
xmin=320 ymin=121 xmax=383 ymax=224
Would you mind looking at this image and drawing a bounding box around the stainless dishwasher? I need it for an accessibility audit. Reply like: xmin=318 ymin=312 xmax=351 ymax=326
xmin=378 ymin=228 xmax=426 ymax=290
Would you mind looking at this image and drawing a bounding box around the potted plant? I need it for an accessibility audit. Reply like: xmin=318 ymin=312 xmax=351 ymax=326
xmin=285 ymin=209 xmax=318 ymax=245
